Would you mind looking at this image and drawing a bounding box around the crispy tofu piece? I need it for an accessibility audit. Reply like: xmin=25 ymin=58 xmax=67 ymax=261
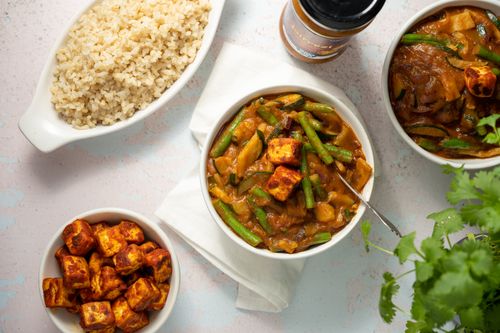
xmin=112 ymin=297 xmax=149 ymax=333
xmin=80 ymin=301 xmax=115 ymax=331
xmin=61 ymin=255 xmax=90 ymax=289
xmin=267 ymin=138 xmax=302 ymax=166
xmin=91 ymin=222 xmax=110 ymax=235
xmin=139 ymin=241 xmax=159 ymax=255
xmin=42 ymin=278 xmax=76 ymax=308
xmin=101 ymin=266 xmax=127 ymax=300
xmin=79 ymin=287 xmax=100 ymax=303
xmin=62 ymin=219 xmax=96 ymax=256
xmin=88 ymin=328 xmax=116 ymax=333
xmin=118 ymin=221 xmax=144 ymax=244
xmin=351 ymin=158 xmax=373 ymax=191
xmin=113 ymin=244 xmax=144 ymax=276
xmin=88 ymin=252 xmax=113 ymax=276
xmin=125 ymin=278 xmax=161 ymax=312
xmin=266 ymin=166 xmax=303 ymax=201
xmin=124 ymin=272 xmax=142 ymax=287
xmin=144 ymin=249 xmax=172 ymax=283
xmin=148 ymin=283 xmax=170 ymax=311
xmin=95 ymin=226 xmax=127 ymax=258
xmin=55 ymin=246 xmax=70 ymax=268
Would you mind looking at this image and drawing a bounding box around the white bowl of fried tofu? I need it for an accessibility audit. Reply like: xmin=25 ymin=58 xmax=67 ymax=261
xmin=200 ymin=85 xmax=375 ymax=260
xmin=39 ymin=208 xmax=180 ymax=332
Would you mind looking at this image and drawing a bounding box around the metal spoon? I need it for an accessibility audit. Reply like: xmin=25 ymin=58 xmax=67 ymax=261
xmin=336 ymin=171 xmax=402 ymax=238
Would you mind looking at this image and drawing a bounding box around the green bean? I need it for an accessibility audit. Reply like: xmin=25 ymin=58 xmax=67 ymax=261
xmin=323 ymin=144 xmax=353 ymax=163
xmin=213 ymin=199 xmax=263 ymax=246
xmin=308 ymin=117 xmax=323 ymax=132
xmin=310 ymin=232 xmax=332 ymax=245
xmin=266 ymin=121 xmax=284 ymax=142
xmin=291 ymin=131 xmax=304 ymax=142
xmin=309 ymin=174 xmax=327 ymax=200
xmin=476 ymin=45 xmax=500 ymax=65
xmin=303 ymin=101 xmax=334 ymax=113
xmin=297 ymin=112 xmax=333 ymax=165
xmin=250 ymin=186 xmax=273 ymax=202
xmin=210 ymin=108 xmax=246 ymax=158
xmin=301 ymin=147 xmax=315 ymax=209
xmin=257 ymin=106 xmax=279 ymax=125
xmin=247 ymin=196 xmax=273 ymax=234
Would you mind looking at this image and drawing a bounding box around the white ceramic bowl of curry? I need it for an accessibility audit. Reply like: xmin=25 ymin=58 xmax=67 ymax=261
xmin=382 ymin=0 xmax=500 ymax=169
xmin=200 ymin=85 xmax=375 ymax=260
xmin=39 ymin=207 xmax=180 ymax=332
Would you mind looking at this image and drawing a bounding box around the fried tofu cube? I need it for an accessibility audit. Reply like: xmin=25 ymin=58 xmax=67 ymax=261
xmin=139 ymin=241 xmax=159 ymax=255
xmin=144 ymin=249 xmax=172 ymax=283
xmin=91 ymin=222 xmax=110 ymax=235
xmin=80 ymin=301 xmax=115 ymax=331
xmin=112 ymin=297 xmax=149 ymax=333
xmin=55 ymin=246 xmax=70 ymax=267
xmin=88 ymin=328 xmax=116 ymax=333
xmin=266 ymin=166 xmax=303 ymax=201
xmin=148 ymin=283 xmax=170 ymax=311
xmin=124 ymin=272 xmax=142 ymax=287
xmin=79 ymin=287 xmax=99 ymax=303
xmin=101 ymin=267 xmax=127 ymax=300
xmin=95 ymin=226 xmax=127 ymax=257
xmin=61 ymin=255 xmax=90 ymax=289
xmin=125 ymin=278 xmax=161 ymax=312
xmin=62 ymin=219 xmax=96 ymax=256
xmin=464 ymin=65 xmax=497 ymax=98
xmin=267 ymin=138 xmax=302 ymax=166
xmin=118 ymin=221 xmax=144 ymax=244
xmin=88 ymin=252 xmax=113 ymax=276
xmin=43 ymin=278 xmax=76 ymax=308
xmin=113 ymin=244 xmax=144 ymax=276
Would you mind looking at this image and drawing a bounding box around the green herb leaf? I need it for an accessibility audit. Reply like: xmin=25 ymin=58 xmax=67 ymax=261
xmin=430 ymin=271 xmax=484 ymax=308
xmin=379 ymin=272 xmax=400 ymax=323
xmin=476 ymin=114 xmax=500 ymax=146
xmin=415 ymin=261 xmax=434 ymax=282
xmin=440 ymin=138 xmax=471 ymax=149
xmin=361 ymin=220 xmax=371 ymax=253
xmin=394 ymin=232 xmax=417 ymax=264
xmin=459 ymin=306 xmax=484 ymax=329
xmin=421 ymin=237 xmax=445 ymax=263
xmin=442 ymin=165 xmax=479 ymax=204
xmin=404 ymin=321 xmax=428 ymax=333
xmin=428 ymin=208 xmax=463 ymax=239
xmin=484 ymin=303 xmax=500 ymax=330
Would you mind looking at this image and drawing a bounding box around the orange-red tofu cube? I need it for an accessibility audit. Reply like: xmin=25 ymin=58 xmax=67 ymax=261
xmin=91 ymin=222 xmax=110 ymax=235
xmin=266 ymin=166 xmax=303 ymax=201
xmin=124 ymin=272 xmax=142 ymax=287
xmin=267 ymin=138 xmax=302 ymax=166
xmin=112 ymin=297 xmax=149 ymax=333
xmin=43 ymin=278 xmax=76 ymax=308
xmin=144 ymin=249 xmax=172 ymax=283
xmin=88 ymin=252 xmax=113 ymax=276
xmin=125 ymin=278 xmax=161 ymax=312
xmin=101 ymin=266 xmax=127 ymax=300
xmin=464 ymin=65 xmax=497 ymax=97
xmin=79 ymin=287 xmax=99 ymax=303
xmin=95 ymin=226 xmax=127 ymax=258
xmin=61 ymin=255 xmax=90 ymax=289
xmin=118 ymin=221 xmax=144 ymax=244
xmin=55 ymin=246 xmax=70 ymax=268
xmin=62 ymin=219 xmax=96 ymax=256
xmin=148 ymin=283 xmax=170 ymax=311
xmin=113 ymin=244 xmax=144 ymax=276
xmin=80 ymin=301 xmax=115 ymax=331
xmin=139 ymin=241 xmax=159 ymax=255
xmin=88 ymin=328 xmax=116 ymax=333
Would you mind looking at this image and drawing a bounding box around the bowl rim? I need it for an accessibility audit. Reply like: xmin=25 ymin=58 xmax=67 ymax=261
xmin=199 ymin=84 xmax=376 ymax=260
xmin=38 ymin=207 xmax=180 ymax=333
xmin=18 ymin=0 xmax=225 ymax=153
xmin=381 ymin=0 xmax=500 ymax=170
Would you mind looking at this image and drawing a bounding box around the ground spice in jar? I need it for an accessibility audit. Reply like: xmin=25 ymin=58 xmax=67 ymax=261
xmin=279 ymin=0 xmax=386 ymax=63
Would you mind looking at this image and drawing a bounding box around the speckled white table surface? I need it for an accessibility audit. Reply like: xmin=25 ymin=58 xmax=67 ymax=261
xmin=0 ymin=0 xmax=458 ymax=332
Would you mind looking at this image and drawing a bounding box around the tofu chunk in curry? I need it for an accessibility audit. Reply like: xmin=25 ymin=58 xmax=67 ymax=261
xmin=206 ymin=93 xmax=373 ymax=253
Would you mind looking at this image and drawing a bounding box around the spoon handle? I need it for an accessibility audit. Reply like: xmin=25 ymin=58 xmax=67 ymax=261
xmin=337 ymin=172 xmax=402 ymax=238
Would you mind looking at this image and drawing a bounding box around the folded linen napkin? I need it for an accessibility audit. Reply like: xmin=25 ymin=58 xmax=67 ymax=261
xmin=155 ymin=42 xmax=377 ymax=312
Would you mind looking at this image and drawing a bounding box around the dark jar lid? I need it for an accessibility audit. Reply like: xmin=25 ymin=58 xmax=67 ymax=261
xmin=299 ymin=0 xmax=386 ymax=31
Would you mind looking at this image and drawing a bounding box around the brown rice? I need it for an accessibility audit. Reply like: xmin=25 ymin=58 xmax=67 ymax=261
xmin=51 ymin=0 xmax=211 ymax=129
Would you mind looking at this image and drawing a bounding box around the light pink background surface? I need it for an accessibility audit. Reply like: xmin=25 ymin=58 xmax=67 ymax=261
xmin=1 ymin=0 xmax=455 ymax=332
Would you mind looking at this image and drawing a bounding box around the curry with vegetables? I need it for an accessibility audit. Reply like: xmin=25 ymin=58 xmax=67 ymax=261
xmin=389 ymin=6 xmax=500 ymax=159
xmin=206 ymin=93 xmax=372 ymax=253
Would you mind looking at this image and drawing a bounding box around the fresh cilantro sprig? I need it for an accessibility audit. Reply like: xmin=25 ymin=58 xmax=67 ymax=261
xmin=476 ymin=114 xmax=500 ymax=146
xmin=361 ymin=166 xmax=500 ymax=332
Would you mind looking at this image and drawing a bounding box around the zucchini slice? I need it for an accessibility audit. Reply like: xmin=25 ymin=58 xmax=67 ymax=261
xmin=237 ymin=171 xmax=273 ymax=195
xmin=446 ymin=56 xmax=486 ymax=70
xmin=415 ymin=137 xmax=441 ymax=152
xmin=406 ymin=124 xmax=449 ymax=138
xmin=274 ymin=94 xmax=305 ymax=110
xmin=439 ymin=138 xmax=472 ymax=149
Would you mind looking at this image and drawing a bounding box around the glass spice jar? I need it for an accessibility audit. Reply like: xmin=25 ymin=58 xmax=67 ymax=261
xmin=279 ymin=0 xmax=386 ymax=63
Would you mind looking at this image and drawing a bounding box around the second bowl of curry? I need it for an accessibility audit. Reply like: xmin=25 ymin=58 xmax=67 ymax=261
xmin=200 ymin=85 xmax=375 ymax=260
xmin=382 ymin=0 xmax=500 ymax=169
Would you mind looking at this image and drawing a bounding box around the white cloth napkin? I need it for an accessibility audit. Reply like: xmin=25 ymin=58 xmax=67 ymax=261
xmin=155 ymin=42 xmax=377 ymax=312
